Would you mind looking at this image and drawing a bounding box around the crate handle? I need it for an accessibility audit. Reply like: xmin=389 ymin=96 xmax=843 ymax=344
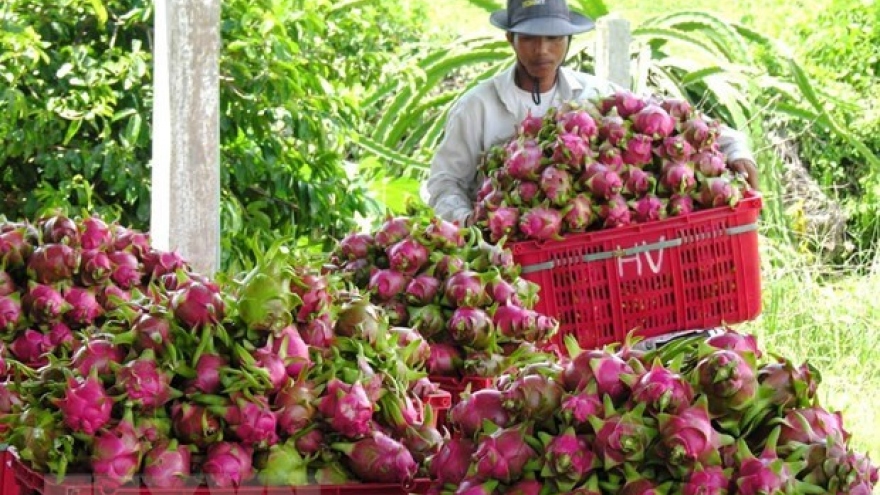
xmin=520 ymin=222 xmax=758 ymax=274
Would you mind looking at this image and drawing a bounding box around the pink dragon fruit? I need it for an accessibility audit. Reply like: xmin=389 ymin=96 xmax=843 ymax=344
xmin=404 ymin=274 xmax=441 ymax=306
xmin=71 ymin=337 xmax=125 ymax=376
xmin=693 ymin=150 xmax=728 ymax=177
xmin=658 ymin=135 xmax=695 ymax=162
xmin=108 ymin=250 xmax=143 ymax=289
xmin=368 ymin=268 xmax=409 ymax=301
xmin=682 ymin=116 xmax=720 ymax=149
xmin=733 ymin=433 xmax=797 ymax=495
xmin=558 ymin=107 xmax=598 ymax=138
xmin=202 ymin=441 xmax=255 ymax=488
xmin=541 ymin=427 xmax=598 ymax=487
xmin=632 ymin=104 xmax=676 ymax=139
xmin=518 ymin=205 xmax=563 ymax=240
xmin=428 ymin=436 xmax=475 ymax=485
xmin=63 ymin=286 xmax=104 ymax=327
xmin=562 ymin=193 xmax=596 ymax=233
xmin=519 ymin=110 xmax=544 ymax=137
xmin=488 ymin=277 xmax=521 ymax=306
xmin=141 ymin=248 xmax=188 ymax=280
xmin=77 ymin=249 xmax=112 ymax=286
xmin=455 ymin=479 xmax=500 ymax=495
xmin=540 ymin=166 xmax=574 ymax=206
xmin=487 ymin=206 xmax=521 ymax=243
xmin=0 ymin=294 xmax=23 ymax=333
xmin=492 ymin=304 xmax=538 ymax=340
xmin=660 ymin=98 xmax=694 ymax=121
xmin=660 ymin=161 xmax=697 ymax=194
xmin=705 ymin=328 xmax=762 ymax=358
xmin=695 ymin=349 xmax=758 ymax=414
xmin=589 ymin=402 xmax=657 ymax=469
xmin=628 ymin=363 xmax=694 ymax=415
xmin=97 ymin=283 xmax=131 ymax=311
xmin=388 ymin=238 xmax=430 ymax=275
xmin=667 ymin=193 xmax=695 ymax=217
xmin=54 ymin=373 xmax=113 ymax=435
xmin=422 ymin=216 xmax=466 ymax=250
xmin=559 ymin=388 xmax=604 ymax=429
xmin=319 ymin=378 xmax=374 ymax=438
xmin=596 ymin=141 xmax=625 ymax=170
xmin=582 ymin=163 xmax=624 ymax=199
xmin=40 ymin=214 xmax=79 ymax=244
xmin=373 ymin=216 xmax=412 ymax=249
xmin=0 ymin=228 xmax=34 ymax=269
xmin=509 ymin=180 xmax=543 ymax=206
xmin=449 ymin=389 xmax=512 ymax=437
xmin=27 ymin=243 xmax=79 ymax=285
xmin=444 ymin=270 xmax=488 ymax=308
xmin=777 ymin=406 xmax=849 ymax=447
xmin=696 ymin=175 xmax=744 ymax=207
xmin=113 ymin=226 xmax=151 ymax=257
xmin=426 ymin=342 xmax=463 ymax=376
xmin=117 ymin=350 xmax=177 ymax=410
xmin=79 ymin=216 xmax=114 ymax=250
xmin=171 ymin=402 xmax=222 ymax=448
xmin=503 ymin=373 xmax=564 ymax=421
xmin=506 ymin=478 xmax=543 ymax=495
xmin=252 ymin=345 xmax=288 ymax=392
xmin=630 ymin=194 xmax=667 ymax=223
xmin=273 ymin=378 xmax=317 ymax=435
xmin=143 ymin=440 xmax=192 ymax=489
xmin=9 ymin=329 xmax=50 ymax=368
xmin=223 ymin=395 xmax=280 ymax=448
xmin=598 ymin=194 xmax=633 ymax=228
xmin=551 ymin=132 xmax=591 ymax=170
xmin=448 ymin=307 xmax=493 ymax=349
xmin=0 ymin=270 xmax=15 ymax=296
xmin=171 ymin=281 xmax=225 ymax=329
xmin=656 ymin=397 xmax=728 ymax=469
xmin=598 ymin=111 xmax=630 ymax=145
xmin=295 ymin=428 xmax=324 ymax=455
xmin=472 ymin=424 xmax=538 ymax=484
xmin=91 ymin=414 xmax=143 ymax=488
xmin=270 ymin=325 xmax=310 ymax=378
xmin=23 ymin=282 xmax=70 ymax=323
xmin=332 ymin=431 xmax=418 ymax=483
xmin=337 ymin=232 xmax=375 ymax=261
xmin=505 ymin=138 xmax=544 ymax=180
xmin=301 ymin=312 xmax=334 ymax=347
xmin=600 ymin=91 xmax=647 ymax=119
xmin=756 ymin=358 xmax=818 ymax=409
xmin=681 ymin=465 xmax=731 ymax=495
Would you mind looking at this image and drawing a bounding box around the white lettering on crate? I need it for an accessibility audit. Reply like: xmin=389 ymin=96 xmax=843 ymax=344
xmin=616 ymin=237 xmax=665 ymax=277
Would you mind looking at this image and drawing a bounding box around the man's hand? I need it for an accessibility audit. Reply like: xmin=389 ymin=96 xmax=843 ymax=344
xmin=729 ymin=159 xmax=759 ymax=191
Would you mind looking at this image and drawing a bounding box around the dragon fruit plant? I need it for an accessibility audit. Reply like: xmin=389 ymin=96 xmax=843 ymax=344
xmin=473 ymin=92 xmax=754 ymax=242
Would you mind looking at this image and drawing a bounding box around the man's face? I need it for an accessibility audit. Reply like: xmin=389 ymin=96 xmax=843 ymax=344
xmin=508 ymin=33 xmax=569 ymax=81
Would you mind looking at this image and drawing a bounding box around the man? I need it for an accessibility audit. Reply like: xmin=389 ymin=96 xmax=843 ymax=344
xmin=422 ymin=0 xmax=759 ymax=226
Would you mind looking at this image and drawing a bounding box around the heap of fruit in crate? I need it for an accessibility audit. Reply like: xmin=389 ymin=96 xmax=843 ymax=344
xmin=0 ymin=214 xmax=448 ymax=489
xmin=328 ymin=214 xmax=560 ymax=380
xmin=426 ymin=332 xmax=879 ymax=495
xmin=474 ymin=91 xmax=751 ymax=242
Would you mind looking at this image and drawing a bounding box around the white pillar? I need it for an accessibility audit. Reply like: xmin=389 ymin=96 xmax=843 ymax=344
xmin=151 ymin=0 xmax=221 ymax=275
xmin=595 ymin=14 xmax=632 ymax=90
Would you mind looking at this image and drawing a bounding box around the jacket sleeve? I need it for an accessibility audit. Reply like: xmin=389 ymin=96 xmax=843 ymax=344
xmin=421 ymin=98 xmax=484 ymax=224
xmin=717 ymin=124 xmax=756 ymax=165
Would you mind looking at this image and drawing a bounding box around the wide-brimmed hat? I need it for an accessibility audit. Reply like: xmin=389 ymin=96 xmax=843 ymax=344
xmin=490 ymin=0 xmax=595 ymax=36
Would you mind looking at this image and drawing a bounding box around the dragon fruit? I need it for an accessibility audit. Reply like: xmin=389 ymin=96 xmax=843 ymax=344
xmin=757 ymin=358 xmax=819 ymax=409
xmin=40 ymin=214 xmax=79 ymax=245
xmin=509 ymin=180 xmax=543 ymax=206
xmin=108 ymin=250 xmax=143 ymax=289
xmin=667 ymin=193 xmax=695 ymax=217
xmin=374 ymin=216 xmax=412 ymax=249
xmin=620 ymin=165 xmax=655 ymax=197
xmin=540 ymin=427 xmax=598 ymax=487
xmin=732 ymin=431 xmax=797 ymax=495
xmin=681 ymin=465 xmax=731 ymax=495
xmin=693 ymin=150 xmax=728 ymax=177
xmin=551 ymin=132 xmax=591 ymax=170
xmin=519 ymin=110 xmax=544 ymax=137
xmin=388 ymin=238 xmax=429 ymax=275
xmin=319 ymin=378 xmax=374 ymax=438
xmin=78 ymin=216 xmax=113 ymax=250
xmin=252 ymin=345 xmax=288 ymax=392
xmin=444 ymin=270 xmax=488 ymax=308
xmin=0 ymin=294 xmax=23 ymax=333
xmin=143 ymin=440 xmax=192 ymax=489
xmin=0 ymin=270 xmax=15 ymax=296
xmin=171 ymin=281 xmax=225 ymax=329
xmin=405 ymin=274 xmax=441 ymax=306
xmin=622 ymin=133 xmax=655 ymax=166
xmin=683 ymin=117 xmax=720 ymax=149
xmin=598 ymin=194 xmax=633 ymax=228
xmin=368 ymin=268 xmax=408 ymax=301
xmin=486 ymin=206 xmax=521 ymax=242
xmin=202 ymin=441 xmax=255 ymax=488
xmin=505 ymin=138 xmax=544 ymax=180
xmin=333 ymin=431 xmax=418 ymax=483
xmin=450 ymin=389 xmax=512 ymax=437
xmin=421 ymin=216 xmax=466 ymax=249
xmin=27 ymin=243 xmax=79 ymax=285
xmin=558 ymin=107 xmax=598 ymax=138
xmin=658 ymin=135 xmax=695 ymax=162
xmin=23 ymin=282 xmax=70 ymax=324
xmin=429 ymin=436 xmax=475 ymax=485
xmin=222 ymin=395 xmax=280 ymax=449
xmin=705 ymin=328 xmax=762 ymax=358
xmin=337 ymin=232 xmax=375 ymax=261
xmin=660 ymin=161 xmax=697 ymax=194
xmin=656 ymin=397 xmax=728 ymax=469
xmin=563 ymin=193 xmax=596 ymax=232
xmin=270 ymin=325 xmax=310 ymax=378
xmin=0 ymin=228 xmax=34 ymax=268
xmin=142 ymin=249 xmax=188 ymax=280
xmin=518 ymin=205 xmax=563 ymax=240
xmin=540 ymin=166 xmax=574 ymax=206
xmin=589 ymin=402 xmax=657 ymax=469
xmin=600 ymin=90 xmax=647 ymax=119
xmin=503 ymin=373 xmax=564 ymax=421
xmin=117 ymin=350 xmax=177 ymax=410
xmin=694 ymin=349 xmax=758 ymax=414
xmin=54 ymin=372 xmax=113 ymax=435
xmin=63 ymin=286 xmax=104 ymax=328
xmin=91 ymin=414 xmax=143 ymax=487
xmin=559 ymin=388 xmax=604 ymax=430
xmin=506 ymin=479 xmax=544 ymax=495
xmin=628 ymin=362 xmax=694 ymax=415
xmin=78 ymin=249 xmax=112 ymax=286
xmin=660 ymin=98 xmax=693 ymax=121
xmin=632 ymin=104 xmax=676 ymax=139
xmin=582 ymin=163 xmax=624 ymax=199
xmin=472 ymin=424 xmax=538 ymax=484
xmin=9 ymin=329 xmax=50 ymax=368
xmin=71 ymin=337 xmax=125 ymax=376
xmin=596 ymin=141 xmax=625 ymax=170
xmin=696 ymin=175 xmax=744 ymax=207
xmin=113 ymin=226 xmax=151 ymax=256
xmin=448 ymin=307 xmax=493 ymax=349
xmin=777 ymin=406 xmax=849 ymax=447
xmin=171 ymin=402 xmax=222 ymax=448
xmin=630 ymin=194 xmax=667 ymax=223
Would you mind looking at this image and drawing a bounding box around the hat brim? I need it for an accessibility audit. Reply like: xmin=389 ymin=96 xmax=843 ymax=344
xmin=489 ymin=9 xmax=595 ymax=36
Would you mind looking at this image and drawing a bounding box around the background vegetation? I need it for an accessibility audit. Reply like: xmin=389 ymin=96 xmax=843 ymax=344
xmin=0 ymin=0 xmax=878 ymax=483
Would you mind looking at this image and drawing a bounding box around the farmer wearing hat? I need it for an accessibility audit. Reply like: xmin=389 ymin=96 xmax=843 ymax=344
xmin=423 ymin=0 xmax=759 ymax=226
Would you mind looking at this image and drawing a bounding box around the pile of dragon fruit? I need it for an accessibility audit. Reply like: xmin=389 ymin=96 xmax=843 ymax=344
xmin=0 ymin=214 xmax=446 ymax=489
xmin=426 ymin=330 xmax=879 ymax=495
xmin=328 ymin=213 xmax=560 ymax=380
xmin=474 ymin=91 xmax=751 ymax=242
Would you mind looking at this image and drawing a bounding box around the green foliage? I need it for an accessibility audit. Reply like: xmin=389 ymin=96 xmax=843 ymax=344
xmin=0 ymin=0 xmax=432 ymax=269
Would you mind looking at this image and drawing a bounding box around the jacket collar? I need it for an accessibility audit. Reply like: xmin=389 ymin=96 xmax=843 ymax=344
xmin=493 ymin=64 xmax=585 ymax=114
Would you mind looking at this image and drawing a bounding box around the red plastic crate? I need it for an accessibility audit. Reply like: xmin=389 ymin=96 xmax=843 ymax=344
xmin=11 ymin=454 xmax=431 ymax=495
xmin=2 ymin=448 xmax=20 ymax=495
xmin=511 ymin=194 xmax=763 ymax=352
xmin=420 ymin=391 xmax=452 ymax=429
xmin=430 ymin=376 xmax=493 ymax=405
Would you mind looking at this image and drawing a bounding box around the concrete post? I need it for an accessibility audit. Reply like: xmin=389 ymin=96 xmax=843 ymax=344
xmin=151 ymin=0 xmax=221 ymax=276
xmin=595 ymin=14 xmax=632 ymax=90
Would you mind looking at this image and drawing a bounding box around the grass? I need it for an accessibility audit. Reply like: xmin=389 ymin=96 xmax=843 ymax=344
xmin=427 ymin=0 xmax=880 ymax=489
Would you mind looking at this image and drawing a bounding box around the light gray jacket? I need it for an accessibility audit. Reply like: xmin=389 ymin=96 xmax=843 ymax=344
xmin=422 ymin=65 xmax=756 ymax=224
